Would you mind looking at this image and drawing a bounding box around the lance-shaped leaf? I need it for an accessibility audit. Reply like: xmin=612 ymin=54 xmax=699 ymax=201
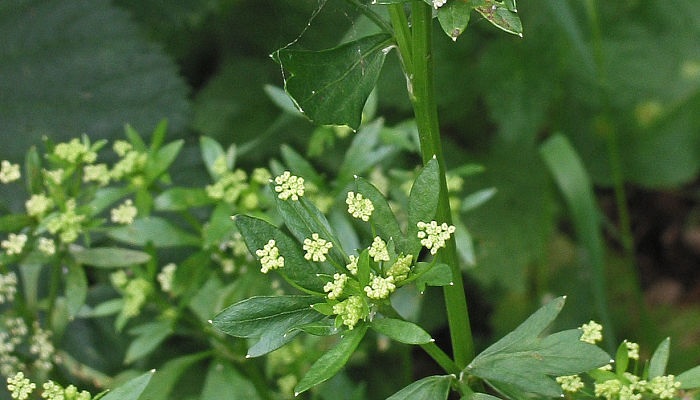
xmin=413 ymin=262 xmax=453 ymax=293
xmin=70 ymin=247 xmax=151 ymax=268
xmin=274 ymin=34 xmax=392 ymax=130
xmin=406 ymin=158 xmax=440 ymax=255
xmin=295 ymin=325 xmax=368 ymax=395
xmin=678 ymin=365 xmax=700 ymax=389
xmin=476 ymin=3 xmax=522 ymax=37
xmin=371 ymin=317 xmax=432 ymax=345
xmin=438 ymin=0 xmax=472 ymax=41
xmin=463 ymin=297 xmax=610 ymax=397
xmin=212 ymin=295 xmax=324 ymax=358
xmin=107 ymin=217 xmax=200 ymax=247
xmin=234 ymin=215 xmax=329 ymax=292
xmin=386 ymin=375 xmax=453 ymax=400
xmin=648 ymin=337 xmax=670 ymax=379
xmin=100 ymin=370 xmax=154 ymax=400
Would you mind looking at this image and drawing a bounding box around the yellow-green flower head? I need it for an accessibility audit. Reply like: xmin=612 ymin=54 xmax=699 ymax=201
xmin=113 ymin=140 xmax=133 ymax=157
xmin=83 ymin=164 xmax=110 ymax=186
xmin=41 ymin=381 xmax=63 ymax=400
xmin=111 ymin=199 xmax=137 ymax=225
xmin=332 ymin=295 xmax=366 ymax=330
xmin=38 ymin=237 xmax=56 ymax=256
xmin=256 ymin=239 xmax=284 ymax=273
xmin=54 ymin=138 xmax=96 ymax=164
xmin=386 ymin=254 xmax=412 ymax=282
xmin=274 ymin=171 xmax=305 ymax=201
xmin=623 ymin=372 xmax=647 ymax=392
xmin=619 ymin=385 xmax=642 ymax=400
xmin=29 ymin=324 xmax=55 ymax=370
xmin=364 ymin=274 xmax=395 ymax=299
xmin=212 ymin=155 xmax=228 ymax=176
xmin=346 ymin=254 xmax=359 ymax=275
xmin=648 ymin=375 xmax=680 ymax=399
xmin=594 ymin=379 xmax=622 ymax=400
xmin=0 ymin=161 xmax=21 ymax=184
xmin=417 ymin=221 xmax=456 ymax=255
xmin=368 ymin=236 xmax=389 ymax=262
xmin=7 ymin=372 xmax=35 ymax=400
xmin=323 ymin=273 xmax=347 ymax=300
xmin=251 ymin=168 xmax=271 ymax=184
xmin=110 ymin=151 xmax=146 ymax=180
xmin=432 ymin=0 xmax=447 ymax=9
xmin=44 ymin=169 xmax=64 ymax=185
xmin=123 ymin=278 xmax=150 ymax=319
xmin=346 ymin=191 xmax=374 ymax=221
xmin=625 ymin=340 xmax=640 ymax=360
xmin=157 ymin=263 xmax=177 ymax=293
xmin=303 ymin=233 xmax=333 ymax=262
xmin=25 ymin=194 xmax=54 ymax=218
xmin=555 ymin=375 xmax=584 ymax=393
xmin=579 ymin=320 xmax=603 ymax=344
xmin=0 ymin=272 xmax=18 ymax=304
xmin=46 ymin=199 xmax=85 ymax=243
xmin=446 ymin=174 xmax=464 ymax=193
xmin=2 ymin=233 xmax=27 ymax=256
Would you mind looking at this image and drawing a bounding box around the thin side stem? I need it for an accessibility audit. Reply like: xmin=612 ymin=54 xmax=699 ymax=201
xmin=342 ymin=0 xmax=394 ymax=34
xmin=387 ymin=4 xmax=413 ymax=75
xmin=408 ymin=0 xmax=474 ymax=367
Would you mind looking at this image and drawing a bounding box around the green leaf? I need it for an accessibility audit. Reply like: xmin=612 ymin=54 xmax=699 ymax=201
xmin=24 ymin=146 xmax=43 ymax=194
xmin=70 ymin=247 xmax=151 ymax=268
xmin=0 ymin=0 xmax=189 ymax=161
xmin=648 ymin=337 xmax=671 ymax=379
xmin=677 ymin=365 xmax=700 ymax=389
xmin=201 ymin=361 xmax=261 ymax=400
xmin=406 ymin=158 xmax=440 ymax=255
xmin=386 ymin=375 xmax=452 ymax=400
xmin=470 ymin=394 xmax=501 ymax=400
xmin=371 ymin=317 xmax=432 ymax=345
xmin=353 ymin=177 xmax=404 ymax=247
xmin=413 ymin=263 xmax=453 ymax=293
xmin=464 ymin=297 xmax=610 ymax=397
xmin=202 ymin=203 xmax=236 ymax=249
xmin=358 ymin=249 xmax=370 ymax=288
xmin=460 ymin=188 xmax=497 ymax=213
xmin=234 ymin=214 xmax=329 ymax=292
xmin=86 ymin=187 xmax=132 ymax=217
xmin=615 ymin=341 xmax=629 ymax=377
xmin=274 ymin=34 xmax=392 ymax=129
xmin=437 ymin=0 xmax=471 ymax=41
xmin=264 ymin=84 xmax=303 ymax=115
xmin=288 ymin=319 xmax=340 ymax=336
xmin=281 ymin=144 xmax=323 ymax=187
xmin=81 ymin=298 xmax=124 ymax=318
xmin=107 ymin=217 xmax=200 ymax=248
xmin=337 ymin=120 xmax=394 ymax=186
xmin=100 ymin=370 xmax=154 ymax=400
xmin=154 ymin=187 xmax=210 ymax=211
xmin=475 ymin=4 xmax=523 ymax=37
xmin=124 ymin=321 xmax=172 ymax=364
xmin=145 ymin=140 xmax=183 ymax=184
xmin=65 ymin=261 xmax=87 ymax=318
xmin=200 ymin=136 xmax=227 ymax=179
xmin=295 ymin=325 xmax=368 ymax=395
xmin=149 ymin=119 xmax=168 ymax=151
xmin=212 ymin=295 xmax=324 ymax=358
xmin=0 ymin=214 xmax=33 ymax=233
xmin=139 ymin=352 xmax=209 ymax=400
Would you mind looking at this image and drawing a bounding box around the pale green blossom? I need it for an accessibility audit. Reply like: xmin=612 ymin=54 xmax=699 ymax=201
xmin=256 ymin=239 xmax=284 ymax=273
xmin=44 ymin=169 xmax=64 ymax=185
xmin=594 ymin=379 xmax=622 ymax=400
xmin=2 ymin=233 xmax=27 ymax=256
xmin=30 ymin=323 xmax=54 ymax=371
xmin=0 ymin=161 xmax=21 ymax=184
xmin=368 ymin=236 xmax=389 ymax=262
xmin=7 ymin=372 xmax=35 ymax=399
xmin=38 ymin=237 xmax=56 ymax=256
xmin=205 ymin=170 xmax=247 ymax=203
xmin=555 ymin=375 xmax=584 ymax=393
xmin=333 ymin=295 xmax=366 ymax=330
xmin=110 ymin=151 xmax=146 ymax=180
xmin=417 ymin=221 xmax=455 ymax=255
xmin=113 ymin=140 xmax=132 ymax=157
xmin=157 ymin=263 xmax=177 ymax=293
xmin=626 ymin=340 xmax=640 ymax=360
xmin=323 ymin=273 xmax=347 ymax=299
xmin=346 ymin=191 xmax=374 ymax=221
xmin=386 ymin=254 xmax=412 ymax=282
xmin=111 ymin=199 xmax=137 ymax=224
xmin=648 ymin=375 xmax=680 ymax=399
xmin=303 ymin=233 xmax=332 ymax=262
xmin=53 ymin=138 xmax=96 ymax=164
xmin=122 ymin=279 xmax=150 ymax=319
xmin=364 ymin=274 xmax=395 ymax=299
xmin=579 ymin=320 xmax=603 ymax=344
xmin=83 ymin=164 xmax=110 ymax=186
xmin=346 ymin=255 xmax=358 ymax=275
xmin=432 ymin=0 xmax=447 ymax=9
xmin=0 ymin=272 xmax=18 ymax=304
xmin=619 ymin=385 xmax=642 ymax=400
xmin=212 ymin=155 xmax=228 ymax=175
xmin=274 ymin=171 xmax=305 ymax=201
xmin=45 ymin=199 xmax=85 ymax=243
xmin=26 ymin=194 xmax=53 ymax=217
xmin=251 ymin=168 xmax=271 ymax=184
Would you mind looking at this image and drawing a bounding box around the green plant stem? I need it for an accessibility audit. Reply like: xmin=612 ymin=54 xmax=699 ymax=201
xmin=387 ymin=4 xmax=413 ymax=75
xmin=342 ymin=0 xmax=394 ymax=35
xmin=403 ymin=1 xmax=474 ymax=368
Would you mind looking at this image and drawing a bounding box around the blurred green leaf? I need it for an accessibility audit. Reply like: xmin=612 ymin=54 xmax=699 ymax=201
xmin=154 ymin=187 xmax=210 ymax=211
xmin=201 ymin=361 xmax=261 ymax=400
xmin=70 ymin=247 xmax=151 ymax=268
xmin=460 ymin=188 xmax=497 ymax=213
xmin=139 ymin=352 xmax=210 ymax=400
xmin=202 ymin=203 xmax=236 ymax=249
xmin=677 ymin=365 xmax=700 ymax=389
xmin=124 ymin=321 xmax=172 ymax=364
xmin=281 ymin=144 xmax=323 ymax=187
xmin=337 ymin=119 xmax=394 ymax=186
xmin=199 ymin=136 xmax=227 ymax=179
xmin=648 ymin=337 xmax=670 ymax=379
xmin=0 ymin=214 xmax=33 ymax=233
xmin=107 ymin=217 xmax=200 ymax=247
xmin=65 ymin=261 xmax=87 ymax=317
xmin=615 ymin=341 xmax=629 ymax=377
xmin=145 ymin=140 xmax=184 ymax=184
xmin=386 ymin=375 xmax=452 ymax=400
xmin=100 ymin=370 xmax=153 ymax=400
xmin=371 ymin=317 xmax=432 ymax=345
xmin=274 ymin=34 xmax=392 ymax=129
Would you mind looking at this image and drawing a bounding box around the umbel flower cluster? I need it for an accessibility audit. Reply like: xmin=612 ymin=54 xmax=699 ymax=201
xmin=554 ymin=321 xmax=682 ymax=399
xmin=6 ymin=372 xmax=92 ymax=400
xmin=252 ymin=172 xmax=456 ymax=330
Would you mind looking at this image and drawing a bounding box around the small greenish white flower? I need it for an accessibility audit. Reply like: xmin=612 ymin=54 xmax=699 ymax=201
xmin=417 ymin=221 xmax=456 ymax=255
xmin=332 ymin=295 xmax=366 ymax=330
xmin=432 ymin=0 xmax=447 ymax=9
xmin=274 ymin=171 xmax=305 ymax=201
xmin=619 ymin=385 xmax=642 ymax=400
xmin=46 ymin=199 xmax=85 ymax=243
xmin=648 ymin=375 xmax=680 ymax=399
xmin=346 ymin=191 xmax=374 ymax=221
xmin=386 ymin=254 xmax=412 ymax=282
xmin=113 ymin=140 xmax=132 ymax=157
xmin=623 ymin=372 xmax=647 ymax=392
xmin=38 ymin=237 xmax=56 ymax=256
xmin=579 ymin=320 xmax=603 ymax=344
xmin=599 ymin=363 xmax=613 ymax=371
xmin=122 ymin=278 xmax=150 ymax=319
xmin=446 ymin=174 xmax=464 ymax=193
xmin=256 ymin=239 xmax=284 ymax=273
xmin=7 ymin=372 xmax=35 ymax=400
xmin=368 ymin=236 xmax=389 ymax=262
xmin=111 ymin=199 xmax=137 ymax=224
xmin=212 ymin=155 xmax=228 ymax=176
xmin=41 ymin=381 xmax=64 ymax=400
xmin=346 ymin=255 xmax=358 ymax=275
xmin=30 ymin=324 xmax=54 ymax=371
xmin=205 ymin=170 xmax=247 ymax=203
xmin=323 ymin=273 xmax=347 ymax=299
xmin=25 ymin=194 xmax=53 ymax=217
xmin=555 ymin=375 xmax=584 ymax=393
xmin=53 ymin=138 xmax=96 ymax=164
xmin=157 ymin=263 xmax=177 ymax=293
xmin=594 ymin=379 xmax=622 ymax=400
xmin=83 ymin=164 xmax=110 ymax=186
xmin=110 ymin=151 xmax=146 ymax=180
xmin=2 ymin=233 xmax=27 ymax=256
xmin=364 ymin=274 xmax=395 ymax=299
xmin=251 ymin=168 xmax=271 ymax=184
xmin=0 ymin=161 xmax=21 ymax=184
xmin=44 ymin=169 xmax=64 ymax=184
xmin=625 ymin=341 xmax=639 ymax=360
xmin=0 ymin=272 xmax=18 ymax=304
xmin=303 ymin=233 xmax=333 ymax=262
